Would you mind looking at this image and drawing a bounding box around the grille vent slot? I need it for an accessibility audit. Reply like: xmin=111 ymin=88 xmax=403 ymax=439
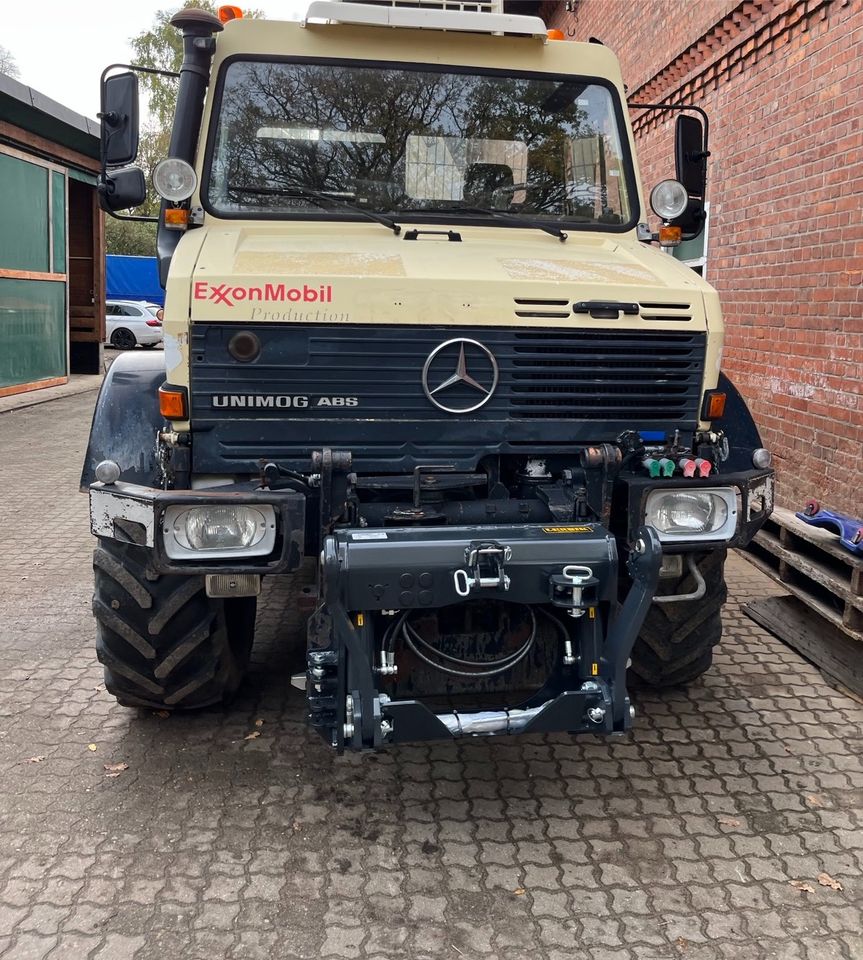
xmin=515 ymin=297 xmax=694 ymax=322
xmin=513 ymin=298 xmax=570 ymax=319
xmin=638 ymin=301 xmax=693 ymax=322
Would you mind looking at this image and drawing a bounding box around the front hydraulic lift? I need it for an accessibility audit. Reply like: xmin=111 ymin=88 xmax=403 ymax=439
xmin=304 ymin=522 xmax=662 ymax=751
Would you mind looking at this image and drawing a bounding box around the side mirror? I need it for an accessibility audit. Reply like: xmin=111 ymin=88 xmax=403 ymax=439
xmin=674 ymin=114 xmax=709 ymax=239
xmin=98 ymin=166 xmax=147 ymax=213
xmin=100 ymin=72 xmax=140 ymax=168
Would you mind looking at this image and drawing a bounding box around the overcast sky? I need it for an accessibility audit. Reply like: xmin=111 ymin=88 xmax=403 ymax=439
xmin=4 ymin=0 xmax=310 ymax=121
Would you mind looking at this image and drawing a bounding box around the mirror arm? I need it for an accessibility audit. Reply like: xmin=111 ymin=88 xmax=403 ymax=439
xmin=105 ymin=211 xmax=160 ymax=224
xmin=627 ymin=100 xmax=710 ymax=153
xmin=99 ymin=63 xmax=181 ymax=86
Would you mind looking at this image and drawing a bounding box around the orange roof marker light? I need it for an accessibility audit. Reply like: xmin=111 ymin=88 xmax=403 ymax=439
xmin=547 ymin=29 xmax=565 ymax=41
xmin=218 ymin=5 xmax=243 ymax=23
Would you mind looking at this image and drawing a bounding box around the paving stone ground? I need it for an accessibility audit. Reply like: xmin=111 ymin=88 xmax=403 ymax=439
xmin=0 ymin=392 xmax=861 ymax=960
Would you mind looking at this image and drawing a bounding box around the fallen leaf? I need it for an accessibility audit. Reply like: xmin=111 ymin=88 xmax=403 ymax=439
xmin=291 ymin=820 xmax=302 ymax=832
xmin=87 ymin=743 xmax=98 ymax=752
xmin=513 ymin=887 xmax=526 ymax=896
xmin=244 ymin=731 xmax=261 ymax=740
xmin=25 ymin=756 xmax=46 ymax=764
xmin=818 ymin=872 xmax=843 ymax=891
xmin=718 ymin=816 xmax=741 ymax=827
xmin=789 ymin=879 xmax=815 ymax=894
xmin=154 ymin=710 xmax=170 ymax=719
xmin=103 ymin=762 xmax=129 ymax=778
xmin=805 ymin=794 xmax=826 ymax=808
xmin=675 ymin=937 xmax=689 ymax=950
xmin=255 ymin=719 xmax=264 ymax=727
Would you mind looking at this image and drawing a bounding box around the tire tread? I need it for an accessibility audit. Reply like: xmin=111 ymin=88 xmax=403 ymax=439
xmin=93 ymin=539 xmax=255 ymax=709
xmin=630 ymin=551 xmax=727 ymax=688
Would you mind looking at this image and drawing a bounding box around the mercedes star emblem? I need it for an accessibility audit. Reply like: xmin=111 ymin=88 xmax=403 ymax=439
xmin=421 ymin=338 xmax=500 ymax=414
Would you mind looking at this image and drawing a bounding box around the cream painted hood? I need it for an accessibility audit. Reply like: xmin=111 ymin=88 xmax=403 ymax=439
xmin=184 ymin=222 xmax=713 ymax=330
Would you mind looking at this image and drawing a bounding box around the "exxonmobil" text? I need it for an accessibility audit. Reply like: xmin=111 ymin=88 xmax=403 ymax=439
xmin=193 ymin=282 xmax=333 ymax=307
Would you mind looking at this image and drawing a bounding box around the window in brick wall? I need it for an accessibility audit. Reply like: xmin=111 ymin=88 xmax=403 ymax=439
xmin=672 ymin=201 xmax=709 ymax=278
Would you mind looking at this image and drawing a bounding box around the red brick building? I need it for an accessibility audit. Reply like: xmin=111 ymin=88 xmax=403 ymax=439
xmin=532 ymin=0 xmax=862 ymax=514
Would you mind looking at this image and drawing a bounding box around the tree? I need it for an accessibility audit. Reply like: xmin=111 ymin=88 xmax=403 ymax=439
xmin=105 ymin=217 xmax=158 ymax=257
xmin=131 ymin=1 xmax=263 ymax=129
xmin=0 ymin=45 xmax=20 ymax=80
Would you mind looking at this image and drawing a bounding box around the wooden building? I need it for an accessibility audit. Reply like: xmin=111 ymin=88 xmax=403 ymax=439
xmin=0 ymin=74 xmax=104 ymax=397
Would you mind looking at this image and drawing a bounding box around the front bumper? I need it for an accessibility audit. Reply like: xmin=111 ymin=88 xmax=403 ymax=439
xmin=88 ymin=481 xmax=305 ymax=574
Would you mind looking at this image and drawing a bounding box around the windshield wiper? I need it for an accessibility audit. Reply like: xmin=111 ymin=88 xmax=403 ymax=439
xmin=228 ymin=184 xmax=402 ymax=236
xmin=403 ymin=205 xmax=568 ymax=243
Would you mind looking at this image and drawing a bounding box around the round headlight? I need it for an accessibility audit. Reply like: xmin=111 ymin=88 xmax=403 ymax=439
xmin=152 ymin=158 xmax=197 ymax=202
xmin=650 ymin=179 xmax=689 ymax=221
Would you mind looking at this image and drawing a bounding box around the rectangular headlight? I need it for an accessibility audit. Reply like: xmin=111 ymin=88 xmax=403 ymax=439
xmin=162 ymin=504 xmax=277 ymax=560
xmin=644 ymin=488 xmax=737 ymax=543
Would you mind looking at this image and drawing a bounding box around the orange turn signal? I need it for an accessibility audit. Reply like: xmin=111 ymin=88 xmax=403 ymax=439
xmin=658 ymin=224 xmax=682 ymax=245
xmin=701 ymin=390 xmax=727 ymax=420
xmin=164 ymin=207 xmax=189 ymax=230
xmin=547 ymin=29 xmax=565 ymax=40
xmin=159 ymin=385 xmax=188 ymax=421
xmin=218 ymin=4 xmax=243 ymax=22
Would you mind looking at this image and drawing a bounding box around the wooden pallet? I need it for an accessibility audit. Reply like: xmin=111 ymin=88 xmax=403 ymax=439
xmin=744 ymin=506 xmax=863 ymax=638
xmin=742 ymin=506 xmax=863 ymax=697
xmin=744 ymin=596 xmax=863 ymax=700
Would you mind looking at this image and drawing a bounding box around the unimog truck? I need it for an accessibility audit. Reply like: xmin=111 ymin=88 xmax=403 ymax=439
xmin=84 ymin=0 xmax=774 ymax=751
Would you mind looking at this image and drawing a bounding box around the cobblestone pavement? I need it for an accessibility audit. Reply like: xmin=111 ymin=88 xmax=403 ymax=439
xmin=1 ymin=392 xmax=862 ymax=960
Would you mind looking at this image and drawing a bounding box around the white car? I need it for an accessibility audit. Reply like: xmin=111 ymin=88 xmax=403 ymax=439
xmin=105 ymin=300 xmax=164 ymax=349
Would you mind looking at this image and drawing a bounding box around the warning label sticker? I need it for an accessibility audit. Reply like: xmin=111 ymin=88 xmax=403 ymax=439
xmin=541 ymin=525 xmax=594 ymax=534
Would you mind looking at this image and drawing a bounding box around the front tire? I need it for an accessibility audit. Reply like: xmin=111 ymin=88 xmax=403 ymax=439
xmin=629 ymin=550 xmax=727 ymax=687
xmin=92 ymin=538 xmax=256 ymax=709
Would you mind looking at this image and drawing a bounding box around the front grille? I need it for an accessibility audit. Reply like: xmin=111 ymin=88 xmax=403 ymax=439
xmin=190 ymin=323 xmax=705 ymax=471
xmin=191 ymin=323 xmax=705 ymax=421
xmin=510 ymin=329 xmax=703 ymax=418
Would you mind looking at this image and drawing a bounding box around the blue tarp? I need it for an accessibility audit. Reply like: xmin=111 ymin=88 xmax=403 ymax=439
xmin=106 ymin=255 xmax=164 ymax=306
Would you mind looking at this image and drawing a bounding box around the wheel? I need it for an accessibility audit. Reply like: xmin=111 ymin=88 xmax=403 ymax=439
xmin=92 ymin=537 xmax=256 ymax=709
xmin=628 ymin=550 xmax=727 ymax=687
xmin=110 ymin=328 xmax=137 ymax=350
xmin=804 ymin=499 xmax=820 ymax=517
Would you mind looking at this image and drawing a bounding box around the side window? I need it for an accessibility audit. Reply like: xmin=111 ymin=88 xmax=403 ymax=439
xmin=123 ymin=305 xmax=143 ymax=317
xmin=106 ymin=304 xmax=118 ymax=316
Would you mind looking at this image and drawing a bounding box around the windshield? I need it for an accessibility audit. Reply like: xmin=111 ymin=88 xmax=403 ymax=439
xmin=205 ymin=60 xmax=634 ymax=229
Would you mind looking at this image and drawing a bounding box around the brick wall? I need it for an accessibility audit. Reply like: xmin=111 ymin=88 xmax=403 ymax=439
xmin=541 ymin=0 xmax=741 ymax=91
xmin=544 ymin=0 xmax=863 ymax=515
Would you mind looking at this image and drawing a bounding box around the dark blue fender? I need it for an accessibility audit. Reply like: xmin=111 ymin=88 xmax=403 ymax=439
xmin=79 ymin=352 xmax=166 ymax=490
xmin=712 ymin=372 xmax=764 ymax=471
